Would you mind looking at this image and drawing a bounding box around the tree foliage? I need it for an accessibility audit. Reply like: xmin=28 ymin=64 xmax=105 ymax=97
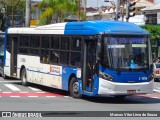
xmin=0 ymin=0 xmax=25 ymax=31
xmin=38 ymin=0 xmax=85 ymax=25
xmin=141 ymin=25 xmax=160 ymax=42
xmin=141 ymin=25 xmax=160 ymax=57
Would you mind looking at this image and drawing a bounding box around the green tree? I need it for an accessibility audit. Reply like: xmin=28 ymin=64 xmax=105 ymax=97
xmin=141 ymin=25 xmax=160 ymax=42
xmin=141 ymin=25 xmax=160 ymax=58
xmin=0 ymin=0 xmax=25 ymax=31
xmin=38 ymin=0 xmax=85 ymax=25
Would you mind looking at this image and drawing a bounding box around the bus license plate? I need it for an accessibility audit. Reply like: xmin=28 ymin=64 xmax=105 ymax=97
xmin=127 ymin=90 xmax=136 ymax=94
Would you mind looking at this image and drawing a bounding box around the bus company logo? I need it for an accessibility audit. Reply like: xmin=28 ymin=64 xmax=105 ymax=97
xmin=50 ymin=66 xmax=61 ymax=74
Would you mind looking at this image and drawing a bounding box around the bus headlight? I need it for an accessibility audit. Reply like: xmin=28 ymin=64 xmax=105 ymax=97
xmin=99 ymin=72 xmax=113 ymax=81
xmin=149 ymin=74 xmax=154 ymax=81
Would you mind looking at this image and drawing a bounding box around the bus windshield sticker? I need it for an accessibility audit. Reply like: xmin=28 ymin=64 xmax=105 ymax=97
xmin=132 ymin=44 xmax=146 ymax=48
xmin=108 ymin=45 xmax=125 ymax=48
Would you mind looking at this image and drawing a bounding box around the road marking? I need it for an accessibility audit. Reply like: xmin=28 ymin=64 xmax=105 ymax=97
xmin=0 ymin=92 xmax=64 ymax=97
xmin=154 ymin=87 xmax=160 ymax=90
xmin=28 ymin=96 xmax=38 ymax=97
xmin=0 ymin=80 xmax=21 ymax=83
xmin=2 ymin=92 xmax=12 ymax=93
xmin=19 ymin=92 xmax=29 ymax=93
xmin=28 ymin=87 xmax=41 ymax=91
xmin=151 ymin=97 xmax=159 ymax=99
xmin=64 ymin=96 xmax=70 ymax=98
xmin=153 ymin=89 xmax=160 ymax=93
xmin=36 ymin=92 xmax=46 ymax=93
xmin=4 ymin=84 xmax=21 ymax=91
xmin=10 ymin=96 xmax=20 ymax=97
xmin=46 ymin=96 xmax=56 ymax=97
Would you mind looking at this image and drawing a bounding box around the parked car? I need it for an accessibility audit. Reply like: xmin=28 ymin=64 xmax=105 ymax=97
xmin=153 ymin=63 xmax=160 ymax=81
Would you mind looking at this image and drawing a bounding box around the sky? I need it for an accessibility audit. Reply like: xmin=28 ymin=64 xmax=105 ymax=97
xmin=155 ymin=0 xmax=160 ymax=4
xmin=33 ymin=0 xmax=160 ymax=7
xmin=87 ymin=0 xmax=116 ymax=7
xmin=86 ymin=0 xmax=160 ymax=7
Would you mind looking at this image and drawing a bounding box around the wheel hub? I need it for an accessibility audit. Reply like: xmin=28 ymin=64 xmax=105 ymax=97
xmin=73 ymin=82 xmax=78 ymax=94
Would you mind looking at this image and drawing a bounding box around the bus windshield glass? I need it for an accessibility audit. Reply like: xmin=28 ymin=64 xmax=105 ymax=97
xmin=0 ymin=34 xmax=4 ymax=57
xmin=103 ymin=35 xmax=149 ymax=71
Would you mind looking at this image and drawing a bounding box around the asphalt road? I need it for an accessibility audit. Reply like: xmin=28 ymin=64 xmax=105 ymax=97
xmin=0 ymin=77 xmax=160 ymax=120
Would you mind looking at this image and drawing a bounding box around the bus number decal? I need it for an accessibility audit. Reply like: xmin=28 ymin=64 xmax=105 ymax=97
xmin=139 ymin=77 xmax=147 ymax=81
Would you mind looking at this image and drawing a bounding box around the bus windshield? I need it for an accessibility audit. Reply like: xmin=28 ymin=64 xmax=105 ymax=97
xmin=103 ymin=35 xmax=149 ymax=71
xmin=0 ymin=34 xmax=4 ymax=57
xmin=0 ymin=43 xmax=4 ymax=56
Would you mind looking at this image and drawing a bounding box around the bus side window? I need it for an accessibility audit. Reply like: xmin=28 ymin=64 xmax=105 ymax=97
xmin=70 ymin=37 xmax=81 ymax=67
xmin=50 ymin=50 xmax=59 ymax=64
xmin=40 ymin=36 xmax=50 ymax=63
xmin=59 ymin=36 xmax=70 ymax=65
xmin=50 ymin=36 xmax=59 ymax=64
xmin=71 ymin=52 xmax=81 ymax=67
xmin=41 ymin=50 xmax=49 ymax=63
xmin=30 ymin=36 xmax=40 ymax=55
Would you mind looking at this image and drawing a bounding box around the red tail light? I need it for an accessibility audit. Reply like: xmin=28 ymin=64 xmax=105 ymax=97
xmin=156 ymin=70 xmax=159 ymax=74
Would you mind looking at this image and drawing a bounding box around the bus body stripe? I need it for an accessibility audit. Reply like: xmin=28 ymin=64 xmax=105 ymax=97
xmin=27 ymin=69 xmax=61 ymax=76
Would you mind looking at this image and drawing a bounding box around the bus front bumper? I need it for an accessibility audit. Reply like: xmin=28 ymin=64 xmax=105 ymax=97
xmin=98 ymin=78 xmax=154 ymax=96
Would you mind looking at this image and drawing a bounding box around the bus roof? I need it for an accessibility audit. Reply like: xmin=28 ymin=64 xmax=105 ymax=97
xmin=7 ymin=20 xmax=149 ymax=35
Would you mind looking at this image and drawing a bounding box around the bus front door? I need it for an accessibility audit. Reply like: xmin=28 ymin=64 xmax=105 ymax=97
xmin=82 ymin=40 xmax=96 ymax=93
xmin=11 ymin=37 xmax=18 ymax=77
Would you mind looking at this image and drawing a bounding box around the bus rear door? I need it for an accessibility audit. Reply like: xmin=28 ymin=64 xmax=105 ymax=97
xmin=10 ymin=36 xmax=18 ymax=77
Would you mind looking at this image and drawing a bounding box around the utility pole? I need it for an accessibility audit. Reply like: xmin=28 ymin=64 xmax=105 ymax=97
xmin=25 ymin=0 xmax=31 ymax=27
xmin=83 ymin=0 xmax=87 ymax=16
xmin=126 ymin=0 xmax=129 ymax=22
xmin=78 ymin=0 xmax=80 ymax=21
xmin=115 ymin=0 xmax=120 ymax=20
xmin=11 ymin=0 xmax=14 ymax=27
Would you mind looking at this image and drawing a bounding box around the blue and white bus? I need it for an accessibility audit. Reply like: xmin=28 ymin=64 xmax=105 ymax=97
xmin=4 ymin=20 xmax=154 ymax=98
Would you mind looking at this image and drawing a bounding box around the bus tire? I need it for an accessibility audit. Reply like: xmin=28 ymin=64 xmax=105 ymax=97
xmin=69 ymin=77 xmax=82 ymax=98
xmin=21 ymin=69 xmax=28 ymax=86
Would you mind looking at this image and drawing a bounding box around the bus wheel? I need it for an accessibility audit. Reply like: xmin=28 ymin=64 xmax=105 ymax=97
xmin=69 ymin=77 xmax=82 ymax=98
xmin=21 ymin=69 xmax=28 ymax=86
